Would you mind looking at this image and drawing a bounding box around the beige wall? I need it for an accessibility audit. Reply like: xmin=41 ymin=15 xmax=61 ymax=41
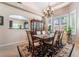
xmin=0 ymin=3 xmax=41 ymax=47
xmin=54 ymin=5 xmax=69 ymax=16
xmin=0 ymin=3 xmax=42 ymax=29
xmin=0 ymin=29 xmax=27 ymax=47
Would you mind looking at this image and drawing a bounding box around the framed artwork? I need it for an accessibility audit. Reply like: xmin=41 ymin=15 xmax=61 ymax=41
xmin=0 ymin=16 xmax=4 ymax=25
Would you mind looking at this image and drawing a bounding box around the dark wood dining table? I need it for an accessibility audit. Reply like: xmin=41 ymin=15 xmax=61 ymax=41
xmin=33 ymin=33 xmax=54 ymax=40
xmin=33 ymin=33 xmax=54 ymax=56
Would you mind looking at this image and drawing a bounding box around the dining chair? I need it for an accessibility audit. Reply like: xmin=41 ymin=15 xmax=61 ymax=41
xmin=51 ymin=31 xmax=63 ymax=52
xmin=48 ymin=31 xmax=63 ymax=56
xmin=26 ymin=31 xmax=33 ymax=52
xmin=53 ymin=31 xmax=64 ymax=51
xmin=44 ymin=31 xmax=64 ymax=56
xmin=43 ymin=31 xmax=57 ymax=46
xmin=43 ymin=31 xmax=58 ymax=56
xmin=27 ymin=31 xmax=41 ymax=56
xmin=59 ymin=31 xmax=64 ymax=47
xmin=49 ymin=31 xmax=62 ymax=56
xmin=62 ymin=31 xmax=68 ymax=45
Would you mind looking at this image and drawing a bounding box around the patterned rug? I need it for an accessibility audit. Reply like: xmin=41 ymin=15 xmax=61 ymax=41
xmin=17 ymin=43 xmax=74 ymax=57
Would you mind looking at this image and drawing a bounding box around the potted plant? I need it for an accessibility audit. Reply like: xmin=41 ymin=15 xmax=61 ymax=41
xmin=64 ymin=26 xmax=72 ymax=34
xmin=64 ymin=26 xmax=72 ymax=44
xmin=67 ymin=26 xmax=72 ymax=35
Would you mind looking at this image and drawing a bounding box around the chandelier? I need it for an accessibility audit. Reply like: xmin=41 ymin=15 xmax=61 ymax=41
xmin=43 ymin=5 xmax=54 ymax=18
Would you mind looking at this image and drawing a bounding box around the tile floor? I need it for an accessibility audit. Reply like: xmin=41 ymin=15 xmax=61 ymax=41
xmin=0 ymin=44 xmax=19 ymax=57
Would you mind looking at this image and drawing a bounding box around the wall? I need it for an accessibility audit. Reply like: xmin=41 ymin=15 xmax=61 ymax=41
xmin=0 ymin=3 xmax=42 ymax=29
xmin=0 ymin=29 xmax=27 ymax=47
xmin=54 ymin=4 xmax=69 ymax=16
xmin=0 ymin=3 xmax=41 ymax=47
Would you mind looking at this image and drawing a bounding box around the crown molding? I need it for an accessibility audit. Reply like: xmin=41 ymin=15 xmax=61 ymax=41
xmin=0 ymin=2 xmax=42 ymax=17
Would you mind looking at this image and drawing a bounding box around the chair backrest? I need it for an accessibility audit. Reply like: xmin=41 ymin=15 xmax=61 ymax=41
xmin=62 ymin=31 xmax=68 ymax=45
xmin=51 ymin=30 xmax=57 ymax=45
xmin=53 ymin=31 xmax=61 ymax=46
xmin=26 ymin=31 xmax=33 ymax=46
xmin=59 ymin=31 xmax=64 ymax=44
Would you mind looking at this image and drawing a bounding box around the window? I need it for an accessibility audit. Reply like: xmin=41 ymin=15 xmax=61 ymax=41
xmin=50 ymin=9 xmax=77 ymax=35
xmin=13 ymin=23 xmax=19 ymax=29
xmin=9 ymin=15 xmax=29 ymax=29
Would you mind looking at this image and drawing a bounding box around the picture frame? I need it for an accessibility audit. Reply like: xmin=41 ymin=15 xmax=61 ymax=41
xmin=0 ymin=16 xmax=4 ymax=25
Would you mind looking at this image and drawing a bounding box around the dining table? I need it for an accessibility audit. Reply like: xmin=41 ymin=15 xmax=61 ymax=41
xmin=33 ymin=33 xmax=54 ymax=40
xmin=33 ymin=33 xmax=54 ymax=45
xmin=33 ymin=33 xmax=54 ymax=56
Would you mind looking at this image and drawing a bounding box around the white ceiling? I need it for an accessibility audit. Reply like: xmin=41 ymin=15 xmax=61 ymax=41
xmin=4 ymin=2 xmax=71 ymax=16
xmin=22 ymin=2 xmax=61 ymax=13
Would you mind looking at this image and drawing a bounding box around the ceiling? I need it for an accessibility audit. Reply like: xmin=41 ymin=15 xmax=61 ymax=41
xmin=2 ymin=2 xmax=71 ymax=16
